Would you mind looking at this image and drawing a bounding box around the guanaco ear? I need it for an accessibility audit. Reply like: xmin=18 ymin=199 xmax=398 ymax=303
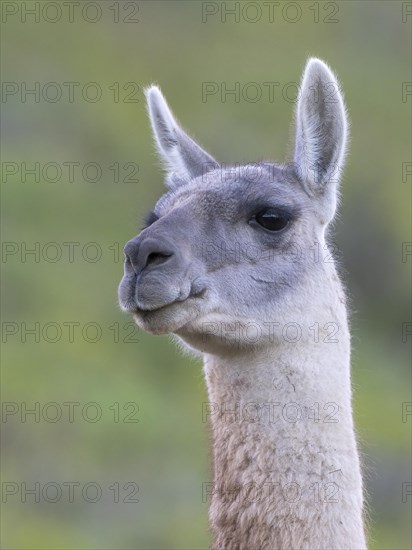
xmin=294 ymin=58 xmax=349 ymax=222
xmin=145 ymin=86 xmax=219 ymax=188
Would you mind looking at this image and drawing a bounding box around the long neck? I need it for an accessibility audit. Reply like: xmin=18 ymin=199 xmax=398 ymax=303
xmin=203 ymin=308 xmax=366 ymax=549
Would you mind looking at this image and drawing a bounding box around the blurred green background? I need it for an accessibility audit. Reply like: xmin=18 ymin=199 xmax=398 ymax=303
xmin=1 ymin=1 xmax=411 ymax=548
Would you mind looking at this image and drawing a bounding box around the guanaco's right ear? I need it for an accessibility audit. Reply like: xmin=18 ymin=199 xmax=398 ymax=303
xmin=293 ymin=58 xmax=349 ymax=223
xmin=145 ymin=86 xmax=219 ymax=188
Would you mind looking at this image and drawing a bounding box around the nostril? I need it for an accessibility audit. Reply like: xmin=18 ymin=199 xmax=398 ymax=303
xmin=145 ymin=252 xmax=172 ymax=268
xmin=124 ymin=238 xmax=175 ymax=274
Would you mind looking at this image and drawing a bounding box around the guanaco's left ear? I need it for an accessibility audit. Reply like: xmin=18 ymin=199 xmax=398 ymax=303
xmin=145 ymin=86 xmax=219 ymax=188
xmin=294 ymin=58 xmax=349 ymax=222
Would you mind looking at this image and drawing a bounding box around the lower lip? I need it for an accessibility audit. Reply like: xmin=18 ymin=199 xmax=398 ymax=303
xmin=134 ymin=292 xmax=203 ymax=315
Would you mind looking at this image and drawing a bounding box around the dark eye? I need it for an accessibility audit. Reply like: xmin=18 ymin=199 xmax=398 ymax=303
xmin=142 ymin=210 xmax=159 ymax=229
xmin=254 ymin=209 xmax=290 ymax=231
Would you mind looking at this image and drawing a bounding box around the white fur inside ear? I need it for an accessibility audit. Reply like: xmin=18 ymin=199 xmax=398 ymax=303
xmin=145 ymin=86 xmax=186 ymax=175
xmin=294 ymin=58 xmax=348 ymax=193
xmin=145 ymin=85 xmax=219 ymax=185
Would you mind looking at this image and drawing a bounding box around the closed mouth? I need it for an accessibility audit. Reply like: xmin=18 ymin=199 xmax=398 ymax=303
xmin=126 ymin=284 xmax=206 ymax=316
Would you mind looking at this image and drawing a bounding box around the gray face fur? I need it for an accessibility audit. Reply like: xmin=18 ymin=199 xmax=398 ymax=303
xmin=118 ymin=58 xmax=348 ymax=354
